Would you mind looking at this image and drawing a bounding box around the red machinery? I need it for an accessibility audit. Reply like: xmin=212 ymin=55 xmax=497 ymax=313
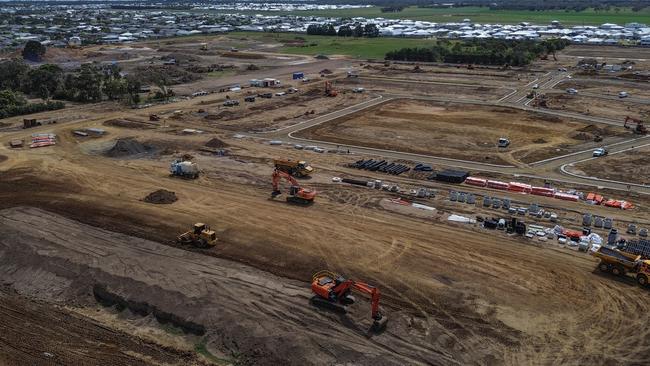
xmin=324 ymin=81 xmax=338 ymax=97
xmin=624 ymin=116 xmax=648 ymax=135
xmin=271 ymin=169 xmax=316 ymax=205
xmin=311 ymin=270 xmax=388 ymax=332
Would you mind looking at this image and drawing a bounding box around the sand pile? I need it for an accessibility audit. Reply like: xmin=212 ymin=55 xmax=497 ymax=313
xmin=143 ymin=189 xmax=177 ymax=204
xmin=106 ymin=139 xmax=151 ymax=157
xmin=205 ymin=138 xmax=228 ymax=148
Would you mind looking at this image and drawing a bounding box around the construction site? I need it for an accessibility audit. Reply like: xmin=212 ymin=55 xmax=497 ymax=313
xmin=2 ymin=35 xmax=650 ymax=366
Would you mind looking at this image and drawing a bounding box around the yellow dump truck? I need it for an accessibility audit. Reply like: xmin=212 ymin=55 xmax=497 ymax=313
xmin=274 ymin=159 xmax=314 ymax=178
xmin=592 ymin=246 xmax=650 ymax=286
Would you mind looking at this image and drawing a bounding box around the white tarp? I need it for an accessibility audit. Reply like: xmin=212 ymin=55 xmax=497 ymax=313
xmin=448 ymin=214 xmax=476 ymax=224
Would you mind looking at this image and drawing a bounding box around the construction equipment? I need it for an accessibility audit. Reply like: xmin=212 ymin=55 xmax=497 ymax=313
xmin=274 ymin=159 xmax=314 ymax=178
xmin=624 ymin=116 xmax=648 ymax=135
xmin=170 ymin=159 xmax=199 ymax=179
xmin=592 ymin=246 xmax=650 ymax=286
xmin=325 ymin=81 xmax=338 ymax=97
xmin=311 ymin=270 xmax=388 ymax=332
xmin=271 ymin=169 xmax=315 ymax=205
xmin=177 ymin=223 xmax=217 ymax=247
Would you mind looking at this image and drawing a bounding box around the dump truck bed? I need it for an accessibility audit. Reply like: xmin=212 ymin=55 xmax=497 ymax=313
xmin=593 ymin=247 xmax=640 ymax=270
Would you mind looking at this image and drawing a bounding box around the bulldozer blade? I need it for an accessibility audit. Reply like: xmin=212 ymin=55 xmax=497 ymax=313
xmin=371 ymin=316 xmax=388 ymax=332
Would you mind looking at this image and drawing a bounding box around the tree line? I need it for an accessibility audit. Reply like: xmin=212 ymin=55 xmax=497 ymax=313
xmin=0 ymin=59 xmax=143 ymax=106
xmin=0 ymin=89 xmax=64 ymax=119
xmin=385 ymin=38 xmax=570 ymax=66
xmin=307 ymin=23 xmax=380 ymax=37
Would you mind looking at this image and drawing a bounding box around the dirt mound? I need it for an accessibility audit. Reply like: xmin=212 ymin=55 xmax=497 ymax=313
xmin=571 ymin=131 xmax=594 ymax=141
xmin=221 ymin=52 xmax=265 ymax=59
xmin=204 ymin=110 xmax=238 ymax=121
xmin=204 ymin=138 xmax=228 ymax=148
xmin=0 ymin=155 xmax=6 ymax=163
xmin=532 ymin=138 xmax=548 ymax=144
xmin=105 ymin=138 xmax=152 ymax=157
xmin=104 ymin=118 xmax=156 ymax=129
xmin=143 ymin=189 xmax=177 ymax=204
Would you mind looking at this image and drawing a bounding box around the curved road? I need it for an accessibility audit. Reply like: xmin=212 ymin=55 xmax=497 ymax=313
xmin=254 ymin=75 xmax=650 ymax=195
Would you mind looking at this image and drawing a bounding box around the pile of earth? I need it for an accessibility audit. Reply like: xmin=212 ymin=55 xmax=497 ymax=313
xmin=204 ymin=138 xmax=228 ymax=148
xmin=104 ymin=118 xmax=155 ymax=129
xmin=143 ymin=189 xmax=178 ymax=204
xmin=204 ymin=110 xmax=237 ymax=120
xmin=105 ymin=138 xmax=152 ymax=157
xmin=0 ymin=155 xmax=6 ymax=163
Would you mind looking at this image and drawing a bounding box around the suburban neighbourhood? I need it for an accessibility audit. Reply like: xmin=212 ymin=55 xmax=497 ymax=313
xmin=2 ymin=3 xmax=650 ymax=49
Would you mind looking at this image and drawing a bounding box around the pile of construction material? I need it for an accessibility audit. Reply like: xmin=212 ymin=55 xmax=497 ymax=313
xmin=349 ymin=159 xmax=410 ymax=175
xmin=465 ymin=176 xmax=634 ymax=210
xmin=619 ymin=239 xmax=650 ymax=258
xmin=30 ymin=133 xmax=56 ymax=148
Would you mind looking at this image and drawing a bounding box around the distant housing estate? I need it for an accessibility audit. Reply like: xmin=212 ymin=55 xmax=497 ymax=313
xmin=1 ymin=3 xmax=649 ymax=50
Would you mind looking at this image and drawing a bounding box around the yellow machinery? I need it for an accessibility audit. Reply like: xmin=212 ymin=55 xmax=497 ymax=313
xmin=274 ymin=159 xmax=314 ymax=178
xmin=177 ymin=223 xmax=217 ymax=247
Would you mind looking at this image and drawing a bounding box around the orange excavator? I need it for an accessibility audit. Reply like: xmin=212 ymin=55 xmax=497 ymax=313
xmin=624 ymin=116 xmax=648 ymax=135
xmin=325 ymin=81 xmax=338 ymax=97
xmin=311 ymin=270 xmax=388 ymax=332
xmin=271 ymin=169 xmax=316 ymax=205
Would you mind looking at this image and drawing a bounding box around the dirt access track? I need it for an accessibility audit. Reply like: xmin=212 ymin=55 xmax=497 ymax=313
xmin=295 ymin=98 xmax=626 ymax=165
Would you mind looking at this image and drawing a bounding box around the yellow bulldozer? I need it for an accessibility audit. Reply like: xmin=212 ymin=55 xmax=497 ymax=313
xmin=177 ymin=223 xmax=217 ymax=247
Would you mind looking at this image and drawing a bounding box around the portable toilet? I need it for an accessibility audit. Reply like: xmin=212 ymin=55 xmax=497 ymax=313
xmin=594 ymin=216 xmax=603 ymax=228
xmin=483 ymin=197 xmax=492 ymax=207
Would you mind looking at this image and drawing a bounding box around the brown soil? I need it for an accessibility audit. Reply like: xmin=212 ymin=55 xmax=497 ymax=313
xmin=295 ymin=99 xmax=606 ymax=165
xmin=337 ymin=77 xmax=505 ymax=101
xmin=106 ymin=138 xmax=152 ymax=157
xmin=104 ymin=118 xmax=158 ymax=129
xmin=545 ymin=93 xmax=650 ymax=121
xmin=204 ymin=137 xmax=228 ymax=148
xmin=575 ymin=145 xmax=650 ymax=185
xmin=144 ymin=189 xmax=178 ymax=204
xmin=0 ymin=287 xmax=208 ymax=366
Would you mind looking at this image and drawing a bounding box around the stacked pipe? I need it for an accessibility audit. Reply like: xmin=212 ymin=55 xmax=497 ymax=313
xmin=350 ymin=159 xmax=410 ymax=176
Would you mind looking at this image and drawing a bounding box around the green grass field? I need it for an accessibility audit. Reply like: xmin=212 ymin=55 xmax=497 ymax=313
xmin=229 ymin=32 xmax=439 ymax=59
xmin=237 ymin=6 xmax=650 ymax=26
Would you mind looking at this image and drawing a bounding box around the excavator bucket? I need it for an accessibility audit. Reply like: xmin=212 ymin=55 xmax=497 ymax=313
xmin=371 ymin=316 xmax=388 ymax=332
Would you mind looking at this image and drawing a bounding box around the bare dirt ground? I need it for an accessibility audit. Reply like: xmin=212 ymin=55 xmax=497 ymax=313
xmin=3 ymin=38 xmax=650 ymax=366
xmin=362 ymin=63 xmax=538 ymax=88
xmin=573 ymin=145 xmax=650 ymax=185
xmin=294 ymin=98 xmax=626 ymax=165
xmin=544 ymin=92 xmax=650 ymax=121
xmin=0 ymin=287 xmax=210 ymax=366
xmin=338 ymin=77 xmax=508 ymax=101
xmin=560 ymin=45 xmax=650 ymax=61
xmin=555 ymin=79 xmax=650 ymax=100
